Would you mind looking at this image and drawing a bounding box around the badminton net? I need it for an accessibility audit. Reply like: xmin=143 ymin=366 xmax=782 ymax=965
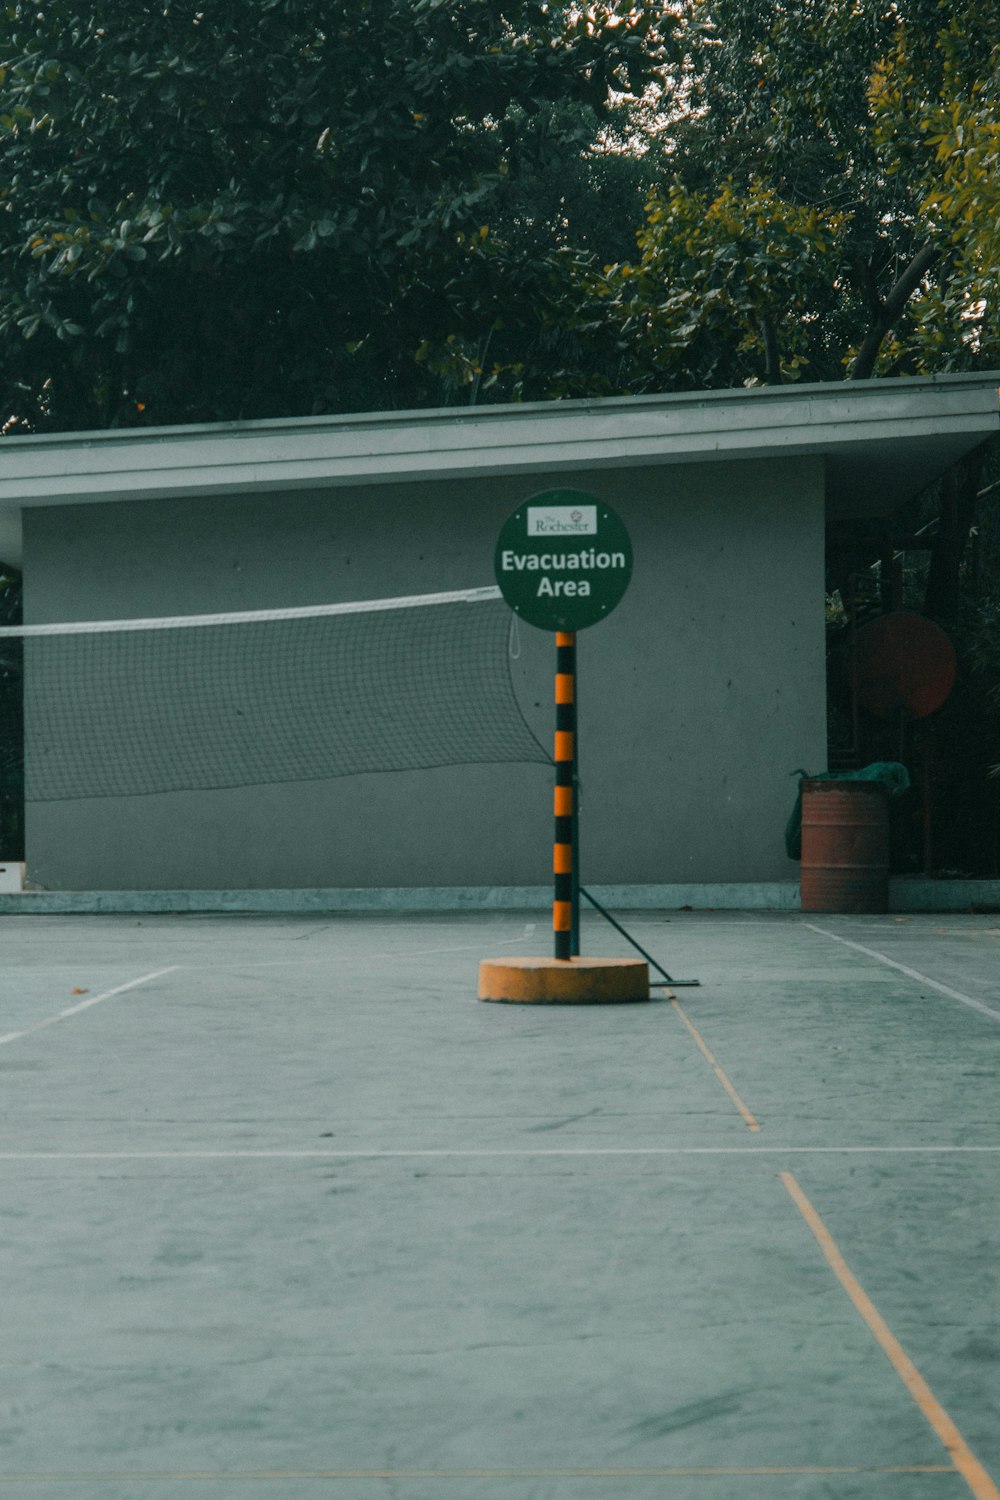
xmin=0 ymin=586 xmax=548 ymax=801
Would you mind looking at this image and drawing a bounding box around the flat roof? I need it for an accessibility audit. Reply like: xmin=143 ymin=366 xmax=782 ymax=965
xmin=0 ymin=374 xmax=996 ymax=564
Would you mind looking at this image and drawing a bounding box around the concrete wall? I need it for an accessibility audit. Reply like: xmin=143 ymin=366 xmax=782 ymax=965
xmin=23 ymin=455 xmax=826 ymax=889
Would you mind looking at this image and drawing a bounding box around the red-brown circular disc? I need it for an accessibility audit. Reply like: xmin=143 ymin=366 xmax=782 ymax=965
xmin=853 ymin=611 xmax=956 ymax=719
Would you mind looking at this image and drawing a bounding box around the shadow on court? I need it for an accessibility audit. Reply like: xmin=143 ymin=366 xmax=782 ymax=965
xmin=0 ymin=909 xmax=997 ymax=1499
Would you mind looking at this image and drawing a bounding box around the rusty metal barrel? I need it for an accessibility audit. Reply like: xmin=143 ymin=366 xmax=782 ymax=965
xmin=800 ymin=778 xmax=890 ymax=913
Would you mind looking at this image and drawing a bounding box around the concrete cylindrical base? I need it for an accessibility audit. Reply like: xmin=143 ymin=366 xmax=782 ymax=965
xmin=478 ymin=955 xmax=649 ymax=1004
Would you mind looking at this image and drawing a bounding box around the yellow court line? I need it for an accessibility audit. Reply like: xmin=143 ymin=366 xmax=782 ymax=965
xmin=670 ymin=996 xmax=761 ymax=1132
xmin=0 ymin=1467 xmax=957 ymax=1482
xmin=781 ymin=1171 xmax=1000 ymax=1500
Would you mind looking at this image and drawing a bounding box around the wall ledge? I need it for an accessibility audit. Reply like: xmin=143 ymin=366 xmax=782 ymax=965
xmin=2 ymin=879 xmax=998 ymax=915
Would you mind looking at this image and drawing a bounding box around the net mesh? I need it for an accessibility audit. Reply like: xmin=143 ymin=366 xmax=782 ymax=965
xmin=0 ymin=587 xmax=549 ymax=801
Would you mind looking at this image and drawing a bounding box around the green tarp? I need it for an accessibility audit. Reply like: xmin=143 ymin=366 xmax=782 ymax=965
xmin=784 ymin=762 xmax=911 ymax=860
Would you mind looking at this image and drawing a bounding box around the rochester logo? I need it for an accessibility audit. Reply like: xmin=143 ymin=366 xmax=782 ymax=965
xmin=527 ymin=505 xmax=597 ymax=536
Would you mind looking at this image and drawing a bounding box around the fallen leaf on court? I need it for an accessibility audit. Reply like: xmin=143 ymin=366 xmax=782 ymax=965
xmin=71 ymin=987 xmax=89 ymax=994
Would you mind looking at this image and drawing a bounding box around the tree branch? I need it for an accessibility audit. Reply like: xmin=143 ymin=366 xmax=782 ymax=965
xmin=761 ymin=313 xmax=782 ymax=385
xmin=849 ymin=241 xmax=939 ymax=381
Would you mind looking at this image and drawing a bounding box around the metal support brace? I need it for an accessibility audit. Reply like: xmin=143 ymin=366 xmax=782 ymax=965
xmin=579 ymin=886 xmax=700 ymax=987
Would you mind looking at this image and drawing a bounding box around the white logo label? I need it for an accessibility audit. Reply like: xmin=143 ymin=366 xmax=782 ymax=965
xmin=527 ymin=505 xmax=597 ymax=537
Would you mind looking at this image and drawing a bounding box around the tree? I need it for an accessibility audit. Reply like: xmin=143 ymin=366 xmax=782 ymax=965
xmin=868 ymin=0 xmax=1000 ymax=375
xmin=0 ymin=0 xmax=674 ymax=430
xmin=491 ymin=0 xmax=1000 ymax=398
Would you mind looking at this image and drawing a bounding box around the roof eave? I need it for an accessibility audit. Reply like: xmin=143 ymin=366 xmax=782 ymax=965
xmin=0 ymin=374 xmax=995 ymax=519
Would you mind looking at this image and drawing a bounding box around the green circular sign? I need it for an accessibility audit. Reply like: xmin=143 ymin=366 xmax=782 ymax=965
xmin=494 ymin=489 xmax=633 ymax=631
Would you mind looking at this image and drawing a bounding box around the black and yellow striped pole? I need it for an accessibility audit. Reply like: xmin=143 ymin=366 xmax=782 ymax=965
xmin=481 ymin=492 xmax=651 ymax=1002
xmin=554 ymin=630 xmax=578 ymax=961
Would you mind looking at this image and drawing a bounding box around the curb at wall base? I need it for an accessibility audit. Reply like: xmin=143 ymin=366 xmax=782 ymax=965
xmin=1 ymin=879 xmax=999 ymax=914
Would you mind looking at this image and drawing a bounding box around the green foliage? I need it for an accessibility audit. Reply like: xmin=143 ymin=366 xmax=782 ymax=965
xmin=1 ymin=1 xmax=998 ymax=422
xmin=506 ymin=0 xmax=1000 ymax=396
xmin=615 ymin=179 xmax=847 ymax=387
xmin=625 ymin=0 xmax=925 ymax=386
xmin=0 ymin=0 xmax=675 ymax=429
xmin=869 ymin=1 xmax=1000 ymax=371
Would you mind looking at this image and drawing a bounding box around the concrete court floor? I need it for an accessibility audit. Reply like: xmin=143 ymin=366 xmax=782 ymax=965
xmin=0 ymin=909 xmax=997 ymax=1500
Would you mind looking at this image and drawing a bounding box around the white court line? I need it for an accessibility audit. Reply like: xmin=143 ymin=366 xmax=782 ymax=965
xmin=805 ymin=923 xmax=1000 ymax=1023
xmin=0 ymin=1145 xmax=997 ymax=1160
xmin=0 ymin=967 xmax=179 ymax=1048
